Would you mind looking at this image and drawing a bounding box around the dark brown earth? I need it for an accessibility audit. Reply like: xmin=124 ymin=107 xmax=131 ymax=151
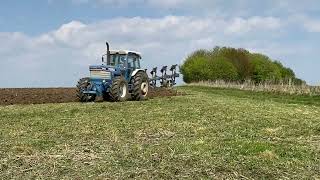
xmin=0 ymin=88 xmax=180 ymax=106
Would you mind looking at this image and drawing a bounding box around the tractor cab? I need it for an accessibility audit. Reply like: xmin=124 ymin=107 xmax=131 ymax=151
xmin=100 ymin=50 xmax=142 ymax=82
xmin=102 ymin=50 xmax=142 ymax=70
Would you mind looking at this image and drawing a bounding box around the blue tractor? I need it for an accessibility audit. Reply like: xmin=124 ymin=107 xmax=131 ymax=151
xmin=77 ymin=42 xmax=149 ymax=102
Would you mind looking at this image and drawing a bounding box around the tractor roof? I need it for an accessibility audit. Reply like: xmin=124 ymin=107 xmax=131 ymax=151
xmin=109 ymin=50 xmax=142 ymax=58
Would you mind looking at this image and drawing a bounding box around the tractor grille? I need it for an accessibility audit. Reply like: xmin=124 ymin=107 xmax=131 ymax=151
xmin=90 ymin=69 xmax=111 ymax=79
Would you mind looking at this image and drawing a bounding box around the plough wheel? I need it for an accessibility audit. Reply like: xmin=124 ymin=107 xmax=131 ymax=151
xmin=132 ymin=71 xmax=149 ymax=101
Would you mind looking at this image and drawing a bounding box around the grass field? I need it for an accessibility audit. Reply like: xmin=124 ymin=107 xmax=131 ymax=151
xmin=0 ymin=86 xmax=319 ymax=179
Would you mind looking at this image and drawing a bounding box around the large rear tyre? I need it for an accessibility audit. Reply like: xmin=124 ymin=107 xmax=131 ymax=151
xmin=77 ymin=77 xmax=96 ymax=102
xmin=132 ymin=71 xmax=149 ymax=101
xmin=109 ymin=76 xmax=129 ymax=102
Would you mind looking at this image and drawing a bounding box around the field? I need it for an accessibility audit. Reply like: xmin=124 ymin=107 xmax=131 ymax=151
xmin=0 ymin=86 xmax=319 ymax=179
xmin=0 ymin=88 xmax=178 ymax=106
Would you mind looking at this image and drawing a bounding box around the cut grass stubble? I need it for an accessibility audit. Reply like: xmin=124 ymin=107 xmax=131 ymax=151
xmin=0 ymin=86 xmax=319 ymax=179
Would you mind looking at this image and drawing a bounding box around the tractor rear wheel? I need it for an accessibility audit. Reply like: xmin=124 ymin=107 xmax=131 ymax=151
xmin=109 ymin=76 xmax=129 ymax=102
xmin=77 ymin=77 xmax=96 ymax=102
xmin=132 ymin=71 xmax=149 ymax=101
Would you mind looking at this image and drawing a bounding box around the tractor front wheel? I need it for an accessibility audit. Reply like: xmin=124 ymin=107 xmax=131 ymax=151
xmin=77 ymin=77 xmax=96 ymax=102
xmin=132 ymin=71 xmax=149 ymax=101
xmin=109 ymin=76 xmax=129 ymax=102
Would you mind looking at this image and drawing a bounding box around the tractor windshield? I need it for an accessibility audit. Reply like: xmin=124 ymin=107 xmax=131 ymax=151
xmin=127 ymin=55 xmax=141 ymax=69
xmin=102 ymin=54 xmax=126 ymax=66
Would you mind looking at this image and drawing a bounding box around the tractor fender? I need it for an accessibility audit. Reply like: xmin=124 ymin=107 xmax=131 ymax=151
xmin=131 ymin=69 xmax=146 ymax=77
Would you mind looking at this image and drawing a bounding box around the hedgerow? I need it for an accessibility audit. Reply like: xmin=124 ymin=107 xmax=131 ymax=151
xmin=181 ymin=47 xmax=304 ymax=85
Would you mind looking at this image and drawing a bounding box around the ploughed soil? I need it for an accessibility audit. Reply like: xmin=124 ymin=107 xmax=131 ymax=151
xmin=0 ymin=88 xmax=181 ymax=106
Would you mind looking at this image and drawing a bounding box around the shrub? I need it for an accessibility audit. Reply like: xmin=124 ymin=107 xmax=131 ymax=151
xmin=181 ymin=49 xmax=210 ymax=83
xmin=273 ymin=61 xmax=295 ymax=81
xmin=249 ymin=53 xmax=282 ymax=83
xmin=216 ymin=47 xmax=252 ymax=80
xmin=207 ymin=57 xmax=239 ymax=81
xmin=181 ymin=46 xmax=304 ymax=85
xmin=181 ymin=49 xmax=239 ymax=83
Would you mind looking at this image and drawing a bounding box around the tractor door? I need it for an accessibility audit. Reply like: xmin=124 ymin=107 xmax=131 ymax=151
xmin=126 ymin=55 xmax=140 ymax=80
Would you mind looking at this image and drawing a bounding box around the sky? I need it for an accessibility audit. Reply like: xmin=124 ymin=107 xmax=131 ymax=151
xmin=1 ymin=0 xmax=320 ymax=87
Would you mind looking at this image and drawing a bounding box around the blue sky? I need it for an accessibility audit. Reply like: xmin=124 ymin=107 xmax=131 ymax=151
xmin=1 ymin=0 xmax=320 ymax=87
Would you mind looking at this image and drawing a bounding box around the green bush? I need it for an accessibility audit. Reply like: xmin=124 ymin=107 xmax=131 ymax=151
xmin=273 ymin=61 xmax=295 ymax=81
xmin=207 ymin=57 xmax=239 ymax=81
xmin=181 ymin=46 xmax=304 ymax=84
xmin=249 ymin=53 xmax=282 ymax=83
xmin=181 ymin=49 xmax=239 ymax=83
xmin=217 ymin=47 xmax=252 ymax=80
xmin=181 ymin=50 xmax=210 ymax=83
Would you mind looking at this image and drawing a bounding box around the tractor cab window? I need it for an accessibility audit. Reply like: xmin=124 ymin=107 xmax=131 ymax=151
xmin=104 ymin=54 xmax=126 ymax=66
xmin=108 ymin=55 xmax=117 ymax=66
xmin=127 ymin=55 xmax=140 ymax=69
xmin=119 ymin=56 xmax=126 ymax=65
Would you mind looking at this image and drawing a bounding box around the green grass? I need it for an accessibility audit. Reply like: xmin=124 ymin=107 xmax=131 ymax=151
xmin=0 ymin=86 xmax=319 ymax=179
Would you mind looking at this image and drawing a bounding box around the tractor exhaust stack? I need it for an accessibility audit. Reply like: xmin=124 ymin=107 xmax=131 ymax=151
xmin=106 ymin=42 xmax=110 ymax=64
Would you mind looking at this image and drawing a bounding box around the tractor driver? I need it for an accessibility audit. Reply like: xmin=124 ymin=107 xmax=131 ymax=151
xmin=120 ymin=56 xmax=126 ymax=66
xmin=128 ymin=56 xmax=138 ymax=69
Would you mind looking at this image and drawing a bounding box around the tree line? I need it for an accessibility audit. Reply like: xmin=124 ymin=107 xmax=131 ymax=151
xmin=180 ymin=47 xmax=304 ymax=85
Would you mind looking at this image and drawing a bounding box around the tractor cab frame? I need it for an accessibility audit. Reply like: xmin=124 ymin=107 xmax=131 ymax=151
xmin=101 ymin=50 xmax=142 ymax=82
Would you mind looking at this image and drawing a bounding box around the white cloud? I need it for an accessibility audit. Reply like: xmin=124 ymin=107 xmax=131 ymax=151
xmin=226 ymin=16 xmax=281 ymax=34
xmin=286 ymin=14 xmax=320 ymax=33
xmin=67 ymin=0 xmax=320 ymax=17
xmin=2 ymin=15 xmax=282 ymax=60
xmin=2 ymin=15 xmax=318 ymax=87
xmin=301 ymin=18 xmax=320 ymax=32
xmin=53 ymin=21 xmax=87 ymax=43
xmin=70 ymin=0 xmax=201 ymax=7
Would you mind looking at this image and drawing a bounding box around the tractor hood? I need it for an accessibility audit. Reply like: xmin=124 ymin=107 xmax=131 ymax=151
xmin=89 ymin=65 xmax=117 ymax=72
xmin=89 ymin=65 xmax=124 ymax=79
xmin=90 ymin=65 xmax=108 ymax=70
